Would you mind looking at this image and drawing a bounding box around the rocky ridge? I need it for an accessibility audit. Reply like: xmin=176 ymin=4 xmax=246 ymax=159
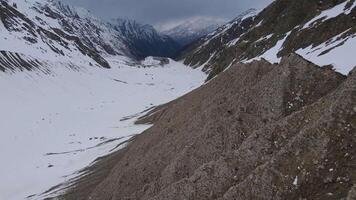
xmin=61 ymin=54 xmax=356 ymax=200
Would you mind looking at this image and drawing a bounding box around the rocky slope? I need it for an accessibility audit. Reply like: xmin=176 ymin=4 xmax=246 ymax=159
xmin=181 ymin=0 xmax=356 ymax=80
xmin=60 ymin=54 xmax=356 ymax=200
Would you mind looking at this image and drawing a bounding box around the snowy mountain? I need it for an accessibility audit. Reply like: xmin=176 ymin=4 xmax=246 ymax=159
xmin=159 ymin=16 xmax=226 ymax=47
xmin=111 ymin=18 xmax=180 ymax=59
xmin=0 ymin=0 xmax=180 ymax=73
xmin=0 ymin=0 xmax=127 ymax=70
xmin=182 ymin=0 xmax=356 ymax=80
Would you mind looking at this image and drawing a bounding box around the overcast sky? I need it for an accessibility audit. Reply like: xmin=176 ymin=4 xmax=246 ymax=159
xmin=60 ymin=0 xmax=273 ymax=26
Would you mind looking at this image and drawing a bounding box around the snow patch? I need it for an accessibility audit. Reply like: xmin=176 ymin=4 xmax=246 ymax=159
xmin=296 ymin=31 xmax=356 ymax=75
xmin=244 ymin=32 xmax=290 ymax=64
xmin=293 ymin=176 xmax=298 ymax=186
xmin=255 ymin=33 xmax=274 ymax=43
xmin=303 ymin=1 xmax=355 ymax=29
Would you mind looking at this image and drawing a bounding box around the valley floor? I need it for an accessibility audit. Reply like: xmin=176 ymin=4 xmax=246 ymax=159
xmin=0 ymin=56 xmax=206 ymax=200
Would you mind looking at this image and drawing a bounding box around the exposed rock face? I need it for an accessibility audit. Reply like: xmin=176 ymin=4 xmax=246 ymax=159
xmin=62 ymin=54 xmax=356 ymax=200
xmin=111 ymin=19 xmax=181 ymax=59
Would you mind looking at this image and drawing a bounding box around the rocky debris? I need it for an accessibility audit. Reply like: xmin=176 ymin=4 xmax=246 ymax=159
xmin=347 ymin=185 xmax=356 ymax=200
xmin=60 ymin=54 xmax=355 ymax=200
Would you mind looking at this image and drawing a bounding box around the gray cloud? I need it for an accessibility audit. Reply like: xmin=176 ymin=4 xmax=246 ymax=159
xmin=60 ymin=0 xmax=273 ymax=25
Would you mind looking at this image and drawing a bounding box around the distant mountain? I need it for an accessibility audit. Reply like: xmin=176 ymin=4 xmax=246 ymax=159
xmin=111 ymin=18 xmax=180 ymax=59
xmin=182 ymin=1 xmax=356 ymax=80
xmin=0 ymin=0 xmax=180 ymax=73
xmin=159 ymin=17 xmax=226 ymax=47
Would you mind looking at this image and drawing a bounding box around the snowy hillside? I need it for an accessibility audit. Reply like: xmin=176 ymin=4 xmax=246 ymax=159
xmin=159 ymin=16 xmax=226 ymax=46
xmin=0 ymin=56 xmax=206 ymax=200
xmin=0 ymin=0 xmax=180 ymax=73
xmin=183 ymin=0 xmax=356 ymax=79
xmin=0 ymin=0 xmax=123 ymax=70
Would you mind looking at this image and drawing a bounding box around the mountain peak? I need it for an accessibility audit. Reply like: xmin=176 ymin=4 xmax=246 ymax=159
xmin=111 ymin=18 xmax=157 ymax=37
xmin=109 ymin=18 xmax=180 ymax=59
xmin=232 ymin=8 xmax=258 ymax=22
xmin=158 ymin=16 xmax=226 ymax=46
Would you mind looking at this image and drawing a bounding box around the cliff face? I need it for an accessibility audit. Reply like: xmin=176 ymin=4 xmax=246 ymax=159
xmin=111 ymin=19 xmax=181 ymax=59
xmin=62 ymin=54 xmax=356 ymax=200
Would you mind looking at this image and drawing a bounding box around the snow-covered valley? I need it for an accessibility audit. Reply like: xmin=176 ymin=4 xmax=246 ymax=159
xmin=0 ymin=56 xmax=206 ymax=200
xmin=1 ymin=0 xmax=356 ymax=199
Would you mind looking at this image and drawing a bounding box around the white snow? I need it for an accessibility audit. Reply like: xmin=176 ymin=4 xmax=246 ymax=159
xmin=0 ymin=56 xmax=206 ymax=200
xmin=141 ymin=56 xmax=163 ymax=66
xmin=303 ymin=1 xmax=356 ymax=29
xmin=296 ymin=31 xmax=356 ymax=75
xmin=244 ymin=32 xmax=290 ymax=64
xmin=293 ymin=176 xmax=298 ymax=186
xmin=241 ymin=29 xmax=356 ymax=75
xmin=198 ymin=51 xmax=217 ymax=70
xmin=255 ymin=20 xmax=264 ymax=28
xmin=226 ymin=36 xmax=242 ymax=47
xmin=255 ymin=33 xmax=274 ymax=43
